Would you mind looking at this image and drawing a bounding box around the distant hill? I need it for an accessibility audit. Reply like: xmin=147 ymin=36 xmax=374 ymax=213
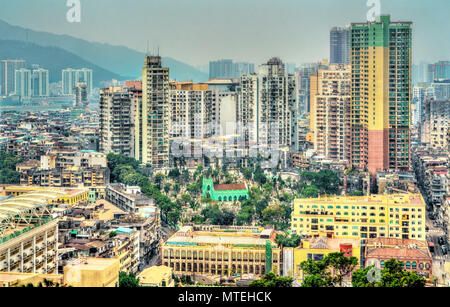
xmin=0 ymin=19 xmax=208 ymax=82
xmin=0 ymin=40 xmax=122 ymax=87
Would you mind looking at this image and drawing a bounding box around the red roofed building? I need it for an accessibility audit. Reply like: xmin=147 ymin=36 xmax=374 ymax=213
xmin=364 ymin=238 xmax=432 ymax=279
xmin=202 ymin=178 xmax=249 ymax=202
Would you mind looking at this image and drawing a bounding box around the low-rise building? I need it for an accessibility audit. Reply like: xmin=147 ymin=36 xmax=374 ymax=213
xmin=138 ymin=265 xmax=174 ymax=287
xmin=63 ymin=257 xmax=119 ymax=287
xmin=364 ymin=238 xmax=432 ymax=279
xmin=162 ymin=225 xmax=281 ymax=277
xmin=106 ymin=183 xmax=154 ymax=213
xmin=202 ymin=178 xmax=249 ymax=202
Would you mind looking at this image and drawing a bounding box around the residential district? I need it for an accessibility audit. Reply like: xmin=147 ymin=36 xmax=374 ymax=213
xmin=0 ymin=15 xmax=449 ymax=288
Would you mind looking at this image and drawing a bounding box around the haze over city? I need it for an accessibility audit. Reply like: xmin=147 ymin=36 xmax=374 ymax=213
xmin=0 ymin=0 xmax=449 ymax=65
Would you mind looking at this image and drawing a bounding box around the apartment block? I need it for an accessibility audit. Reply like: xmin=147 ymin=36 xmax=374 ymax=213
xmin=291 ymin=194 xmax=426 ymax=241
xmin=351 ymin=15 xmax=412 ymax=173
xmin=238 ymin=58 xmax=298 ymax=153
xmin=135 ymin=56 xmax=170 ymax=167
xmin=313 ymin=64 xmax=351 ymax=162
xmin=99 ymin=86 xmax=134 ymax=157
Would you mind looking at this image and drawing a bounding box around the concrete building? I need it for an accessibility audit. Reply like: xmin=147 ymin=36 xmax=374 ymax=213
xmin=74 ymin=82 xmax=88 ymax=107
xmin=283 ymin=236 xmax=361 ymax=281
xmin=421 ymin=99 xmax=450 ymax=151
xmin=427 ymin=61 xmax=450 ymax=82
xmin=99 ymin=86 xmax=134 ymax=157
xmin=62 ymin=68 xmax=93 ymax=96
xmin=14 ymin=68 xmax=32 ymax=99
xmin=364 ymin=238 xmax=432 ymax=279
xmin=209 ymin=60 xmax=255 ymax=79
xmin=238 ymin=58 xmax=298 ymax=155
xmin=63 ymin=257 xmax=119 ymax=287
xmin=106 ymin=183 xmax=155 ymax=213
xmin=135 ymin=56 xmax=170 ymax=167
xmin=291 ymin=194 xmax=426 ymax=241
xmin=162 ymin=225 xmax=281 ymax=277
xmin=0 ymin=59 xmax=26 ymax=97
xmin=330 ymin=26 xmax=351 ymax=65
xmin=0 ymin=191 xmax=61 ymax=275
xmin=31 ymin=68 xmax=49 ymax=97
xmin=312 ymin=64 xmax=351 ymax=162
xmin=138 ymin=265 xmax=174 ymax=287
xmin=351 ymin=15 xmax=412 ymax=174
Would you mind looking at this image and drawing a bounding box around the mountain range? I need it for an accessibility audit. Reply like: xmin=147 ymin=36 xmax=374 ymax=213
xmin=0 ymin=19 xmax=208 ymax=85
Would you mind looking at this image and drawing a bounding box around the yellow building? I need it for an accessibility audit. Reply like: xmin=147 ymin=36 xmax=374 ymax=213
xmin=1 ymin=186 xmax=89 ymax=207
xmin=0 ymin=272 xmax=63 ymax=287
xmin=291 ymin=194 xmax=426 ymax=241
xmin=63 ymin=257 xmax=119 ymax=287
xmin=162 ymin=226 xmax=281 ymax=277
xmin=138 ymin=265 xmax=174 ymax=287
xmin=283 ymin=236 xmax=361 ymax=281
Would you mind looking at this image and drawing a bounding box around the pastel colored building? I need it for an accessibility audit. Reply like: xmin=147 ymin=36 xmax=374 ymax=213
xmin=202 ymin=178 xmax=249 ymax=202
xmin=291 ymin=194 xmax=426 ymax=241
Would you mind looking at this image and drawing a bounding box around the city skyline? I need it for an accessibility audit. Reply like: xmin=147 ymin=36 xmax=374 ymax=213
xmin=0 ymin=0 xmax=448 ymax=67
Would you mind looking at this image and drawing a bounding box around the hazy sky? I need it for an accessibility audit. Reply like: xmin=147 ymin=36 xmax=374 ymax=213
xmin=0 ymin=0 xmax=448 ymax=66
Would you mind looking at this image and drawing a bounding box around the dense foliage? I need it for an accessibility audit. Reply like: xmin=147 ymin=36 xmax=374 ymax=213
xmin=0 ymin=150 xmax=21 ymax=184
xmin=118 ymin=272 xmax=140 ymax=287
xmin=107 ymin=154 xmax=181 ymax=226
xmin=351 ymin=259 xmax=426 ymax=288
xmin=300 ymin=252 xmax=358 ymax=287
xmin=249 ymin=272 xmax=293 ymax=287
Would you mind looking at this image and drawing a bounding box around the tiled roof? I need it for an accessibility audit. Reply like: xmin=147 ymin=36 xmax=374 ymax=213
xmin=213 ymin=183 xmax=247 ymax=191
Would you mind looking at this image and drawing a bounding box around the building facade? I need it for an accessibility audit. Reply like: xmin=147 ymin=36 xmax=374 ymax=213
xmin=135 ymin=56 xmax=170 ymax=167
xmin=291 ymin=194 xmax=426 ymax=241
xmin=99 ymin=86 xmax=134 ymax=157
xmin=351 ymin=15 xmax=412 ymax=174
xmin=330 ymin=26 xmax=351 ymax=65
xmin=162 ymin=226 xmax=281 ymax=277
xmin=313 ymin=64 xmax=351 ymax=162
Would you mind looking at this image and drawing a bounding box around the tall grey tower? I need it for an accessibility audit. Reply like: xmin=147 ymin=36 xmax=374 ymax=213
xmin=330 ymin=26 xmax=351 ymax=65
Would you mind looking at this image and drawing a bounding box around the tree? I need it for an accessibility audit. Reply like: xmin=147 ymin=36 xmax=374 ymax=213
xmin=300 ymin=252 xmax=358 ymax=287
xmin=301 ymin=185 xmax=320 ymax=198
xmin=249 ymin=272 xmax=293 ymax=287
xmin=119 ymin=272 xmax=140 ymax=287
xmin=275 ymin=234 xmax=301 ymax=248
xmin=0 ymin=150 xmax=21 ymax=184
xmin=351 ymin=259 xmax=426 ymax=288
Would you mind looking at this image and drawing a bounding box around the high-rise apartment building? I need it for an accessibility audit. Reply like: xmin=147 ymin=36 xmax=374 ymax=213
xmin=135 ymin=56 xmax=170 ymax=167
xmin=350 ymin=15 xmax=412 ymax=174
xmin=239 ymin=58 xmax=298 ymax=153
xmin=412 ymin=86 xmax=425 ymax=127
xmin=62 ymin=68 xmax=93 ymax=95
xmin=14 ymin=68 xmax=32 ymax=99
xmin=330 ymin=26 xmax=351 ymax=65
xmin=74 ymin=82 xmax=88 ymax=107
xmin=427 ymin=61 xmax=450 ymax=82
xmin=99 ymin=87 xmax=134 ymax=157
xmin=313 ymin=64 xmax=351 ymax=162
xmin=209 ymin=60 xmax=255 ymax=79
xmin=31 ymin=68 xmax=49 ymax=97
xmin=169 ymin=81 xmax=213 ymax=141
xmin=1 ymin=60 xmax=26 ymax=96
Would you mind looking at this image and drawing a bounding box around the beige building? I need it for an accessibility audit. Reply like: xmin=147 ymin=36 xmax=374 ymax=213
xmin=162 ymin=226 xmax=281 ymax=277
xmin=135 ymin=56 xmax=170 ymax=167
xmin=63 ymin=257 xmax=119 ymax=287
xmin=99 ymin=86 xmax=134 ymax=157
xmin=313 ymin=64 xmax=351 ymax=162
xmin=0 ymin=219 xmax=58 ymax=275
xmin=138 ymin=265 xmax=174 ymax=287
